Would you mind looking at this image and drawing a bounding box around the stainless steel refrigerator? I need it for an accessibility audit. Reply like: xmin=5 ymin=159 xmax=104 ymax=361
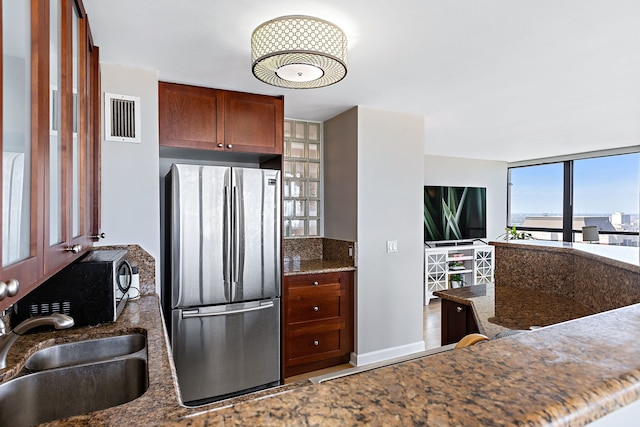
xmin=168 ymin=163 xmax=281 ymax=405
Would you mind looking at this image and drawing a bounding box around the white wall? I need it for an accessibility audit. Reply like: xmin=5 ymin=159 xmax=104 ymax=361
xmin=424 ymin=155 xmax=507 ymax=241
xmin=99 ymin=64 xmax=161 ymax=288
xmin=325 ymin=106 xmax=426 ymax=364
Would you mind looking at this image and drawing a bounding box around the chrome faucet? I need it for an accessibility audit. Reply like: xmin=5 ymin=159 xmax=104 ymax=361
xmin=0 ymin=313 xmax=74 ymax=369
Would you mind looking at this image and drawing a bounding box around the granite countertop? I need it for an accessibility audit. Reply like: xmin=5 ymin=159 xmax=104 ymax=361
xmin=434 ymin=283 xmax=597 ymax=339
xmin=160 ymin=302 xmax=640 ymax=426
xmin=4 ymin=293 xmax=640 ymax=425
xmin=0 ymin=295 xmax=305 ymax=426
xmin=283 ymin=259 xmax=356 ymax=276
xmin=492 ymin=240 xmax=640 ymax=273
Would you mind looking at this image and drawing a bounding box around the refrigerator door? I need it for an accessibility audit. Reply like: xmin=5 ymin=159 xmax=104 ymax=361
xmin=171 ymin=164 xmax=232 ymax=308
xmin=171 ymin=299 xmax=281 ymax=404
xmin=231 ymin=168 xmax=281 ymax=302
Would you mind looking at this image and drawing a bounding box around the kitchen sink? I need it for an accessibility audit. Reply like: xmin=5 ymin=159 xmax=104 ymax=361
xmin=0 ymin=357 xmax=148 ymax=427
xmin=0 ymin=333 xmax=148 ymax=427
xmin=25 ymin=333 xmax=146 ymax=370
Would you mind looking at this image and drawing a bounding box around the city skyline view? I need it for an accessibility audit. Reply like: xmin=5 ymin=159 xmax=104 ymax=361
xmin=509 ymin=153 xmax=640 ymax=216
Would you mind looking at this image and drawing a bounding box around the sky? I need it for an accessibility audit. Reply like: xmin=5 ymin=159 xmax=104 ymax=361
xmin=510 ymin=153 xmax=640 ymax=215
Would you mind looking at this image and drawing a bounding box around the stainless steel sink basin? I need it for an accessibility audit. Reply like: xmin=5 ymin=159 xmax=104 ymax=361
xmin=0 ymin=357 xmax=148 ymax=427
xmin=25 ymin=333 xmax=146 ymax=370
xmin=0 ymin=333 xmax=148 ymax=426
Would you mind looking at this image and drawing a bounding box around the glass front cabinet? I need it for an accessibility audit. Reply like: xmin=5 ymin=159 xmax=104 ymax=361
xmin=0 ymin=0 xmax=100 ymax=311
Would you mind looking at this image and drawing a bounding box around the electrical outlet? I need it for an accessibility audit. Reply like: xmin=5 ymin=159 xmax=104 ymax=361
xmin=386 ymin=240 xmax=398 ymax=253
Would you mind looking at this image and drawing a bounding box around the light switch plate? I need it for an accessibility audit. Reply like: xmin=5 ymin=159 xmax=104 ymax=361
xmin=386 ymin=240 xmax=398 ymax=253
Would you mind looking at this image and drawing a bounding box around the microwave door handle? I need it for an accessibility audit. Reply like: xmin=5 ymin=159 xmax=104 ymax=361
xmin=116 ymin=260 xmax=132 ymax=293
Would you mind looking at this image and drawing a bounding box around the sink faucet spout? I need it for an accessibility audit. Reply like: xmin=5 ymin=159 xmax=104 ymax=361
xmin=0 ymin=313 xmax=74 ymax=369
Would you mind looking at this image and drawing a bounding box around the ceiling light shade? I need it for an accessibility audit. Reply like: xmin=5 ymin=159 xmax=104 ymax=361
xmin=251 ymin=15 xmax=347 ymax=89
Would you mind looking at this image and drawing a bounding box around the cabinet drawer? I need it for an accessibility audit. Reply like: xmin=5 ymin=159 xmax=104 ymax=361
xmin=284 ymin=272 xmax=343 ymax=291
xmin=286 ymin=328 xmax=343 ymax=361
xmin=287 ymin=294 xmax=342 ymax=324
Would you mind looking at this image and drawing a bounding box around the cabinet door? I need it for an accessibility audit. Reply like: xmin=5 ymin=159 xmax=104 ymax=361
xmin=425 ymin=250 xmax=448 ymax=303
xmin=45 ymin=0 xmax=75 ymax=273
xmin=158 ymin=82 xmax=225 ymax=150
xmin=87 ymin=28 xmax=101 ymax=239
xmin=224 ymin=91 xmax=283 ymax=154
xmin=0 ymin=0 xmax=44 ymax=310
xmin=441 ymin=299 xmax=479 ymax=345
xmin=474 ymin=246 xmax=494 ymax=285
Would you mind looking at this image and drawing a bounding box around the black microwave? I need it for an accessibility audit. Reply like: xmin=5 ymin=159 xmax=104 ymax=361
xmin=14 ymin=250 xmax=132 ymax=328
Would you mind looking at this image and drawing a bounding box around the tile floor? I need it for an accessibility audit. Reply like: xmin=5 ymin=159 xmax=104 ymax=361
xmin=285 ymin=298 xmax=442 ymax=383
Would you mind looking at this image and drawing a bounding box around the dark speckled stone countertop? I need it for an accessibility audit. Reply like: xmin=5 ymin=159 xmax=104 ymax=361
xmin=5 ymin=294 xmax=640 ymax=425
xmin=159 ymin=302 xmax=640 ymax=426
xmin=0 ymin=295 xmax=305 ymax=426
xmin=3 ymin=240 xmax=639 ymax=426
xmin=283 ymin=259 xmax=356 ymax=276
xmin=434 ymin=283 xmax=597 ymax=339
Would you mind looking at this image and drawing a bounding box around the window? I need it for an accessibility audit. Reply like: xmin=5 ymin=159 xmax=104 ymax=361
xmin=508 ymin=163 xmax=564 ymax=241
xmin=573 ymin=154 xmax=639 ymax=245
xmin=508 ymin=152 xmax=640 ymax=246
xmin=283 ymin=120 xmax=321 ymax=237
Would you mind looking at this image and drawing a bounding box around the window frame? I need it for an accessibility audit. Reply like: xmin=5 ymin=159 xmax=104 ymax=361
xmin=507 ymin=152 xmax=640 ymax=244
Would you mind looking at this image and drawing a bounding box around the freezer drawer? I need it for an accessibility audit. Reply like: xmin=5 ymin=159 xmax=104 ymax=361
xmin=171 ymin=299 xmax=281 ymax=404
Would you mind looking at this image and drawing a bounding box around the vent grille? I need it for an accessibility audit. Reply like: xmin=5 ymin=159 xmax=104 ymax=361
xmin=29 ymin=301 xmax=71 ymax=316
xmin=104 ymin=93 xmax=141 ymax=143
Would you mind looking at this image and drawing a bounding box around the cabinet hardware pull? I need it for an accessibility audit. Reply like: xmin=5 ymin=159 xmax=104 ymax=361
xmin=6 ymin=279 xmax=19 ymax=297
xmin=91 ymin=232 xmax=106 ymax=240
xmin=217 ymin=143 xmax=223 ymax=148
xmin=313 ymin=306 xmax=319 ymax=311
xmin=0 ymin=282 xmax=6 ymax=301
xmin=313 ymin=340 xmax=319 ymax=346
xmin=456 ymin=306 xmax=463 ymax=313
xmin=312 ymin=281 xmax=319 ymax=286
xmin=65 ymin=244 xmax=82 ymax=253
xmin=226 ymin=144 xmax=233 ymax=149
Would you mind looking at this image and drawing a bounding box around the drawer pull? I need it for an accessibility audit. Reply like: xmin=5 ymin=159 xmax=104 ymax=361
xmin=313 ymin=340 xmax=319 ymax=346
xmin=313 ymin=306 xmax=319 ymax=312
xmin=217 ymin=143 xmax=223 ymax=148
xmin=312 ymin=281 xmax=319 ymax=286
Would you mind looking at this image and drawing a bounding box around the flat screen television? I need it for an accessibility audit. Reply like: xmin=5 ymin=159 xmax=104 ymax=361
xmin=424 ymin=186 xmax=486 ymax=242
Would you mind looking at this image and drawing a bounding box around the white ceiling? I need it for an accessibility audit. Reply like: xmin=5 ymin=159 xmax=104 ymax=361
xmin=83 ymin=0 xmax=640 ymax=162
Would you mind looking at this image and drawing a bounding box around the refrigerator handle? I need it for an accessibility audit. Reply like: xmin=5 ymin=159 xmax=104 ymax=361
xmin=182 ymin=301 xmax=275 ymax=318
xmin=223 ymin=184 xmax=229 ymax=287
xmin=233 ymin=186 xmax=241 ymax=285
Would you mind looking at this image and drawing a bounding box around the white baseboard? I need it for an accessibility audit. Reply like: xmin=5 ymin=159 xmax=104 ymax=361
xmin=310 ymin=343 xmax=454 ymax=384
xmin=350 ymin=340 xmax=426 ymax=366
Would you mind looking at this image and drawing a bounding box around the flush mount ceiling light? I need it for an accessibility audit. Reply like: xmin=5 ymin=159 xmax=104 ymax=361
xmin=251 ymin=15 xmax=347 ymax=89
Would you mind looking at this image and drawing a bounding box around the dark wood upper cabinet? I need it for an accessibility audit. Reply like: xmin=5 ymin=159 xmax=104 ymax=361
xmin=158 ymin=82 xmax=225 ymax=150
xmin=159 ymin=82 xmax=283 ymax=155
xmin=224 ymin=90 xmax=283 ymax=154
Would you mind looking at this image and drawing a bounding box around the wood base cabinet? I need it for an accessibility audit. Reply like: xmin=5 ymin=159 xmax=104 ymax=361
xmin=440 ymin=299 xmax=479 ymax=345
xmin=283 ymin=271 xmax=354 ymax=378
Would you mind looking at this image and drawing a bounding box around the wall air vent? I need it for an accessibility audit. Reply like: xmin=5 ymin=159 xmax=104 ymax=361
xmin=104 ymin=92 xmax=141 ymax=143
